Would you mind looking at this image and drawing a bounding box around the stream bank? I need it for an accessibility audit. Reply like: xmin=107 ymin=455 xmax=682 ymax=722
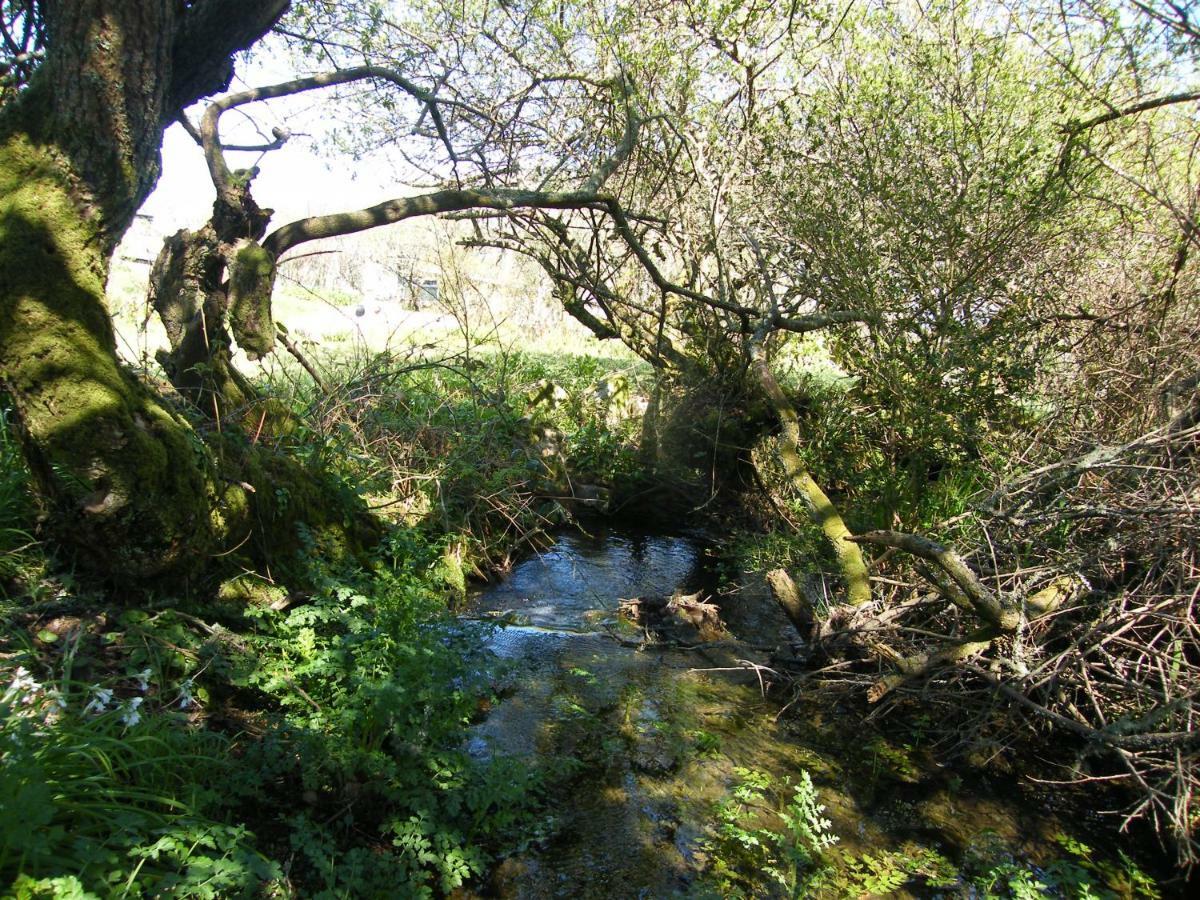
xmin=457 ymin=524 xmax=1170 ymax=898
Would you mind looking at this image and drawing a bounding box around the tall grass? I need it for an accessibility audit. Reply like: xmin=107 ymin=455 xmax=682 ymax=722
xmin=0 ymin=406 xmax=36 ymax=584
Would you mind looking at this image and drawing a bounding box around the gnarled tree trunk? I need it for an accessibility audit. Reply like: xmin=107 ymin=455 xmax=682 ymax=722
xmin=747 ymin=330 xmax=872 ymax=605
xmin=0 ymin=1 xmax=289 ymax=580
xmin=148 ymin=178 xmax=279 ymax=427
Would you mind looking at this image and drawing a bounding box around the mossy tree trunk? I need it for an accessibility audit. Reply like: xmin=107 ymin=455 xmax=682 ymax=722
xmin=747 ymin=330 xmax=872 ymax=606
xmin=0 ymin=1 xmax=290 ymax=581
xmin=148 ymin=181 xmax=280 ymax=428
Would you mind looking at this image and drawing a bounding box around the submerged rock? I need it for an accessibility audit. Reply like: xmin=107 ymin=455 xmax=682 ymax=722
xmin=630 ymin=698 xmax=683 ymax=774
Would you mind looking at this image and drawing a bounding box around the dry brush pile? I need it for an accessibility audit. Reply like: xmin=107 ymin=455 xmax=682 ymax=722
xmin=768 ymin=217 xmax=1200 ymax=867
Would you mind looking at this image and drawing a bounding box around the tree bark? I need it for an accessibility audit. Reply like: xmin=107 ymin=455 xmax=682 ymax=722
xmin=148 ymin=178 xmax=278 ymax=425
xmin=0 ymin=1 xmax=289 ymax=580
xmin=765 ymin=568 xmax=819 ymax=641
xmin=747 ymin=331 xmax=872 ymax=605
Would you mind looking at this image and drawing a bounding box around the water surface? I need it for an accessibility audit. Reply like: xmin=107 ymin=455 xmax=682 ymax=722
xmin=461 ymin=525 xmax=1159 ymax=898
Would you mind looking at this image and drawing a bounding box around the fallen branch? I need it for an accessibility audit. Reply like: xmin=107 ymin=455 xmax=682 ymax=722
xmin=850 ymin=530 xmax=1018 ymax=630
xmin=867 ymin=627 xmax=999 ymax=703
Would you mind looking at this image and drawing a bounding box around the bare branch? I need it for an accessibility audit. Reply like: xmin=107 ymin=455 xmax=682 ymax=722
xmin=1063 ymin=90 xmax=1200 ymax=135
xmin=774 ymin=310 xmax=876 ymax=333
xmin=264 ymin=187 xmax=609 ymax=258
xmin=199 ymin=65 xmax=478 ymax=202
xmin=849 ymin=530 xmax=1019 ymax=630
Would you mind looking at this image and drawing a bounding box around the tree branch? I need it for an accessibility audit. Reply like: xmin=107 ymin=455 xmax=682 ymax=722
xmin=199 ymin=64 xmax=475 ymax=202
xmin=264 ymin=187 xmax=609 ymax=258
xmin=1063 ymin=90 xmax=1200 ymax=135
xmin=775 ymin=310 xmax=876 ymax=333
xmin=849 ymin=530 xmax=1019 ymax=630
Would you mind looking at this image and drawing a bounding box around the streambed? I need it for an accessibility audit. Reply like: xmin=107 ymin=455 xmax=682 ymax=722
xmin=459 ymin=525 xmax=1158 ymax=898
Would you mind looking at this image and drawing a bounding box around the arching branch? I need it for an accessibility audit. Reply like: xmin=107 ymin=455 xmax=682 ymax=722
xmin=1062 ymin=90 xmax=1200 ymax=135
xmin=199 ymin=65 xmax=483 ymax=202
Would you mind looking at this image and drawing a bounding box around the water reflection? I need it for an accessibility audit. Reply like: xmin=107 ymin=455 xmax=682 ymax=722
xmin=470 ymin=526 xmax=711 ymax=631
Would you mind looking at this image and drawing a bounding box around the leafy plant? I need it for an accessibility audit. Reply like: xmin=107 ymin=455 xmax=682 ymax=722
xmin=701 ymin=767 xmax=838 ymax=898
xmin=964 ymin=831 xmax=1161 ymax=899
xmin=830 ymin=846 xmax=957 ymax=896
xmin=1 ymin=666 xmax=276 ymax=897
xmin=0 ymin=405 xmax=38 ymax=586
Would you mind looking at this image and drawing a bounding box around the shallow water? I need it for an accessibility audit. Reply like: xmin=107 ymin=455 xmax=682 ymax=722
xmin=461 ymin=525 xmax=1165 ymax=898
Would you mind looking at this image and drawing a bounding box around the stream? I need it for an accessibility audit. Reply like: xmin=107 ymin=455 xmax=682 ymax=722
xmin=459 ymin=525 xmax=1155 ymax=898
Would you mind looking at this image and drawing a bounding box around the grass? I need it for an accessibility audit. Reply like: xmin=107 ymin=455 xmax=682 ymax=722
xmin=0 ymin=408 xmax=39 ymax=588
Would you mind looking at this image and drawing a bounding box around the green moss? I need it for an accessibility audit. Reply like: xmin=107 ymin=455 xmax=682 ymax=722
xmin=436 ymin=543 xmax=468 ymax=601
xmin=227 ymin=240 xmax=276 ymax=360
xmin=0 ymin=131 xmax=223 ymax=579
xmin=217 ymin=573 xmax=287 ymax=608
xmin=215 ymin=437 xmax=377 ymax=578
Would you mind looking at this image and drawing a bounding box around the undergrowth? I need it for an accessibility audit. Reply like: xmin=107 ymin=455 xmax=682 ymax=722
xmin=1 ymin=532 xmax=546 ymax=897
xmin=700 ymin=768 xmax=1162 ymax=899
xmin=0 ymin=346 xmax=649 ymax=898
xmin=256 ymin=344 xmax=653 ymax=574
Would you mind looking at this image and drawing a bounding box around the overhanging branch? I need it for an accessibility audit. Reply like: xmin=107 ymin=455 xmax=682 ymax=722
xmin=264 ymin=188 xmax=611 ymax=257
xmin=1063 ymin=90 xmax=1200 ymax=135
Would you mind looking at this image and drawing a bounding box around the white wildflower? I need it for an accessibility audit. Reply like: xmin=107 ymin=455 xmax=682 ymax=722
xmin=134 ymin=668 xmax=153 ymax=693
xmin=4 ymin=666 xmax=42 ymax=705
xmin=82 ymin=686 xmax=113 ymax=715
xmin=120 ymin=697 xmax=143 ymax=727
xmin=177 ymin=678 xmax=195 ymax=710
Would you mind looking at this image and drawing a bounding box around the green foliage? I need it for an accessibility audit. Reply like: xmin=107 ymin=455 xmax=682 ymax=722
xmin=829 ymin=846 xmax=958 ymax=896
xmin=701 ymin=767 xmax=838 ymax=898
xmin=210 ymin=536 xmax=548 ymax=894
xmin=1 ymin=668 xmax=276 ymax=897
xmin=963 ymin=831 xmax=1161 ymax=899
xmin=256 ymin=347 xmax=649 ymax=572
xmin=1 ymin=336 xmax=656 ymax=897
xmin=1 ymin=531 xmax=546 ymax=896
xmin=723 ymin=529 xmax=826 ymax=590
xmin=696 ymin=768 xmax=1161 ymax=898
xmin=0 ymin=406 xmax=38 ymax=586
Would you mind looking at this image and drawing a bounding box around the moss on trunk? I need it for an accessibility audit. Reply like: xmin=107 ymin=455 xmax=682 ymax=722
xmin=748 ymin=334 xmax=871 ymax=606
xmin=0 ymin=133 xmax=375 ymax=583
xmin=0 ymin=132 xmax=229 ymax=578
xmin=227 ymin=240 xmax=276 ymax=360
xmin=0 ymin=0 xmax=345 ymax=587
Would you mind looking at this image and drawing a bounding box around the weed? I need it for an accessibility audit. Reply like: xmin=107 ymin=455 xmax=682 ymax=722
xmin=700 ymin=767 xmax=838 ymax=898
xmin=963 ymin=831 xmax=1161 ymax=899
xmin=1 ymin=664 xmax=275 ymax=897
xmin=0 ymin=405 xmax=39 ymax=588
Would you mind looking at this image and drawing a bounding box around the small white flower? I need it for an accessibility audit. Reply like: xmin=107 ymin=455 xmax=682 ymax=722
xmin=5 ymin=666 xmax=41 ymax=704
xmin=83 ymin=686 xmax=113 ymax=715
xmin=134 ymin=668 xmax=153 ymax=693
xmin=120 ymin=697 xmax=143 ymax=727
xmin=177 ymin=678 xmax=195 ymax=710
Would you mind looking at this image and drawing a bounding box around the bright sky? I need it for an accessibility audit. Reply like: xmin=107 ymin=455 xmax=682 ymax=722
xmin=138 ymin=124 xmax=398 ymax=235
xmin=135 ymin=51 xmax=410 ymax=245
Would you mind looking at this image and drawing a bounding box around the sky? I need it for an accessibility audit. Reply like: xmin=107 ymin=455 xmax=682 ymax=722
xmin=133 ymin=52 xmax=410 ymax=247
